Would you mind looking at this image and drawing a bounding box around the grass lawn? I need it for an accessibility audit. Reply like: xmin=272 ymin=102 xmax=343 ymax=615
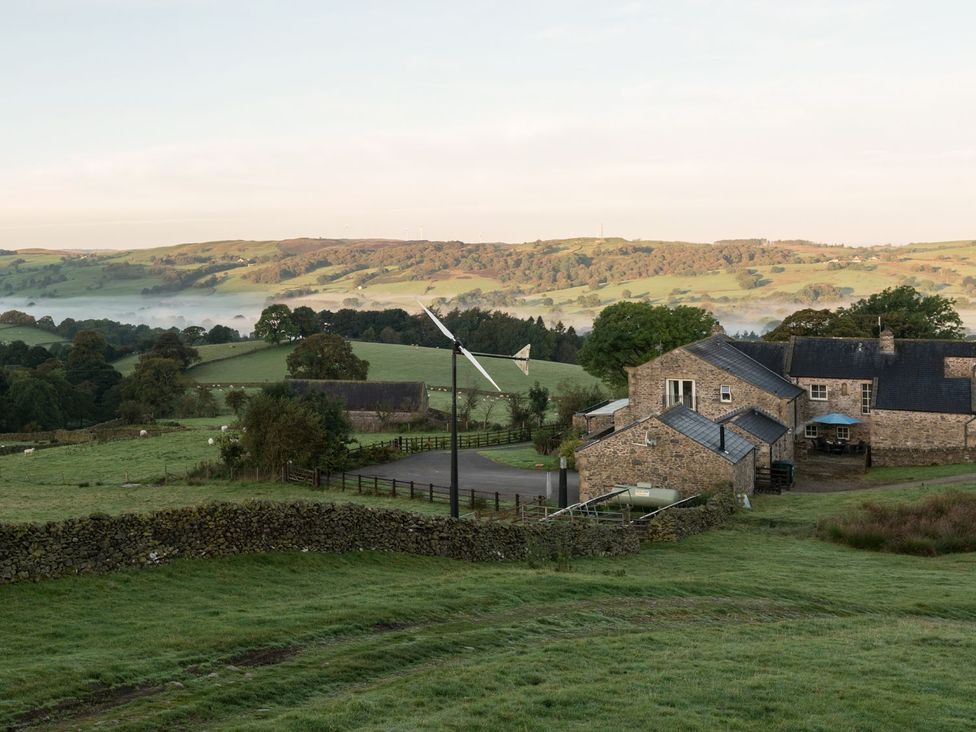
xmin=187 ymin=340 xmax=601 ymax=395
xmin=0 ymin=323 xmax=66 ymax=346
xmin=113 ymin=340 xmax=272 ymax=376
xmin=2 ymin=483 xmax=976 ymax=728
xmin=478 ymin=445 xmax=560 ymax=470
xmin=866 ymin=462 xmax=976 ymax=483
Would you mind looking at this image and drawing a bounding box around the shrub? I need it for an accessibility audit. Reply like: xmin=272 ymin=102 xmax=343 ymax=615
xmin=817 ymin=490 xmax=976 ymax=556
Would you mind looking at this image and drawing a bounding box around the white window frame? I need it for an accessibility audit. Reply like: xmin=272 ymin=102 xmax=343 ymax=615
xmin=837 ymin=425 xmax=850 ymax=440
xmin=666 ymin=379 xmax=696 ymax=410
xmin=861 ymin=383 xmax=872 ymax=415
xmin=809 ymin=384 xmax=828 ymax=401
xmin=805 ymin=424 xmax=818 ymax=438
xmin=720 ymin=385 xmax=732 ymax=402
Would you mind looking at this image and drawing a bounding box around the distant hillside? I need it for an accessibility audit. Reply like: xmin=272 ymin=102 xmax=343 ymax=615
xmin=3 ymin=237 xmax=976 ymax=331
xmin=0 ymin=324 xmax=66 ymax=347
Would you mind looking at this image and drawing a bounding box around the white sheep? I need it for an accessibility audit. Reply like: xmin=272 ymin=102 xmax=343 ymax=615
xmin=220 ymin=425 xmax=229 ymax=432
xmin=23 ymin=448 xmax=35 ymax=455
xmin=208 ymin=438 xmax=215 ymax=446
xmin=139 ymin=429 xmax=148 ymax=437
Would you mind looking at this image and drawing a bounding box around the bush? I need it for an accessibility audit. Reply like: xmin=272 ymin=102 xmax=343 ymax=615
xmin=532 ymin=428 xmax=562 ymax=456
xmin=817 ymin=491 xmax=976 ymax=556
xmin=558 ymin=434 xmax=581 ymax=470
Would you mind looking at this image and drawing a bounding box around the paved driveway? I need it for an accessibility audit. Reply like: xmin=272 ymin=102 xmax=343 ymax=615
xmin=348 ymin=445 xmax=579 ymax=503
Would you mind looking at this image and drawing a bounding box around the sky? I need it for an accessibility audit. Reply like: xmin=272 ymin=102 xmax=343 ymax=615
xmin=1 ymin=0 xmax=974 ymax=250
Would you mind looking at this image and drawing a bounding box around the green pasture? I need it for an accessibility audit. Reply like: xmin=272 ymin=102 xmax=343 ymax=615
xmin=2 ymin=482 xmax=975 ymax=728
xmin=477 ymin=445 xmax=560 ymax=470
xmin=0 ymin=324 xmax=66 ymax=346
xmin=187 ymin=340 xmax=601 ymax=394
xmin=113 ymin=340 xmax=272 ymax=376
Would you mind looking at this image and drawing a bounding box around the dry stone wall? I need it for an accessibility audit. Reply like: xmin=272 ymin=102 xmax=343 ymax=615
xmin=0 ymin=501 xmax=640 ymax=584
xmin=643 ymin=491 xmax=736 ymax=542
xmin=870 ymin=409 xmax=976 ymax=466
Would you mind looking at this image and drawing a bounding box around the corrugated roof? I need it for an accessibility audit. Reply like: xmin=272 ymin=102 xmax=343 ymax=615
xmin=657 ymin=405 xmax=755 ymax=463
xmin=586 ymin=398 xmax=629 ymax=417
xmin=685 ymin=336 xmax=803 ymax=399
xmin=729 ymin=408 xmax=789 ymax=444
xmin=288 ymin=379 xmax=427 ymax=412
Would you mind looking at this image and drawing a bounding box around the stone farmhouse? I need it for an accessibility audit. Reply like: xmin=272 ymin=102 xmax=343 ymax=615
xmin=576 ymin=329 xmax=976 ymax=500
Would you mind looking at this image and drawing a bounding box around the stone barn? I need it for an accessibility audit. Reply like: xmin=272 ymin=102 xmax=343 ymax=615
xmin=288 ymin=379 xmax=429 ymax=431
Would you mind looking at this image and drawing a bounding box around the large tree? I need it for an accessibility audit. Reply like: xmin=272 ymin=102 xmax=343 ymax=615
xmin=290 ymin=306 xmax=321 ymax=338
xmin=255 ymin=304 xmax=297 ymax=345
xmin=143 ymin=332 xmax=200 ymax=369
xmin=286 ymin=334 xmax=369 ymax=380
xmin=579 ymin=302 xmax=718 ymax=391
xmin=122 ymin=357 xmax=190 ymax=417
xmin=239 ymin=393 xmax=330 ymax=472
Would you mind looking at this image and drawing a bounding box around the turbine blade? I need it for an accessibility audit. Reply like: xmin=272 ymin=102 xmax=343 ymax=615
xmin=513 ymin=344 xmax=531 ymax=376
xmin=416 ymin=300 xmax=457 ymax=343
xmin=461 ymin=346 xmax=502 ymax=392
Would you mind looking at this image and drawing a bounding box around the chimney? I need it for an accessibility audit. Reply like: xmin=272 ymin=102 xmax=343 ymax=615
xmin=719 ymin=423 xmax=726 ymax=452
xmin=879 ymin=327 xmax=895 ymax=355
xmin=711 ymin=322 xmax=726 ymax=336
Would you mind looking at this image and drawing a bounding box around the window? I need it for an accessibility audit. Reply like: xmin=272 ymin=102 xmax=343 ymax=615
xmin=805 ymin=424 xmax=818 ymax=438
xmin=720 ymin=385 xmax=732 ymax=403
xmin=861 ymin=383 xmax=872 ymax=415
xmin=666 ymin=379 xmax=696 ymax=410
xmin=809 ymin=384 xmax=828 ymax=401
xmin=837 ymin=425 xmax=850 ymax=440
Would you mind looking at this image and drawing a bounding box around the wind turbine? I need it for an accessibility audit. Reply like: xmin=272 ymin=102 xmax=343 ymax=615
xmin=417 ymin=301 xmax=530 ymax=518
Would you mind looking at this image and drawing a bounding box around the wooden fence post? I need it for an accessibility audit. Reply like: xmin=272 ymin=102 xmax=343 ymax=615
xmin=313 ymin=468 xmax=321 ymax=488
xmin=429 ymin=483 xmax=434 ymax=502
xmin=495 ymin=492 xmax=499 ymax=511
xmin=391 ymin=478 xmax=397 ymax=497
xmin=515 ymin=494 xmax=520 ymax=510
xmin=410 ymin=480 xmax=415 ymax=499
xmin=470 ymin=488 xmax=475 ymax=508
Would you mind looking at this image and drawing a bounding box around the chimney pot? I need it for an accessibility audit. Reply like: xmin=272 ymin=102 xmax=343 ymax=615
xmin=879 ymin=328 xmax=895 ymax=355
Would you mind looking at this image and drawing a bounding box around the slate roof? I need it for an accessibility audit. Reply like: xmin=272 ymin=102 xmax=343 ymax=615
xmin=729 ymin=341 xmax=788 ymax=375
xmin=718 ymin=407 xmax=789 ymax=444
xmin=685 ymin=336 xmax=803 ymax=399
xmin=288 ymin=379 xmax=428 ymax=412
xmin=657 ymin=405 xmax=755 ymax=463
xmin=585 ymin=398 xmax=629 ymax=417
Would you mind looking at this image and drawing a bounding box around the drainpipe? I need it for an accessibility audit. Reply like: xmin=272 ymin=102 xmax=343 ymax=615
xmin=720 ymin=424 xmax=726 ymax=452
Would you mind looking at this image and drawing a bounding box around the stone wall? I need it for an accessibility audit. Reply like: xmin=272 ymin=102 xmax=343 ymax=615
xmin=347 ymin=410 xmax=426 ymax=432
xmin=0 ymin=501 xmax=639 ymax=584
xmin=626 ymin=348 xmax=796 ymax=430
xmin=943 ymin=357 xmax=976 ymax=379
xmin=643 ymin=491 xmax=736 ymax=542
xmin=794 ymin=376 xmax=872 ymax=443
xmin=870 ymin=409 xmax=976 ymax=466
xmin=575 ymin=418 xmax=752 ymax=501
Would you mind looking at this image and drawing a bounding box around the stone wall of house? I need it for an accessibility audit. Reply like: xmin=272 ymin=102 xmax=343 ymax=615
xmin=793 ymin=376 xmax=872 ymax=444
xmin=870 ymin=409 xmax=976 ymax=466
xmin=613 ymin=405 xmax=633 ymax=430
xmin=347 ymin=410 xmax=427 ymax=432
xmin=725 ymin=423 xmax=792 ymax=468
xmin=643 ymin=490 xmax=737 ymax=542
xmin=626 ymin=348 xmax=795 ymax=429
xmin=575 ymin=419 xmax=750 ymax=501
xmin=579 ymin=413 xmax=615 ymax=435
xmin=0 ymin=501 xmax=640 ymax=585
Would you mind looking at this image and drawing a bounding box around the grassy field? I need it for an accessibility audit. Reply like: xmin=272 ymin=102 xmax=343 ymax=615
xmin=2 ymin=482 xmax=975 ymax=729
xmin=0 ymin=323 xmax=66 ymax=346
xmin=866 ymin=462 xmax=976 ymax=483
xmin=113 ymin=340 xmax=272 ymax=376
xmin=188 ymin=340 xmax=602 ymax=394
xmin=478 ymin=445 xmax=560 ymax=470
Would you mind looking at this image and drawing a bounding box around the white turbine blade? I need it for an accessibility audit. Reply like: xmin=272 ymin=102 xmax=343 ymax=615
xmin=460 ymin=346 xmax=502 ymax=392
xmin=416 ymin=300 xmax=457 ymax=343
xmin=513 ymin=344 xmax=531 ymax=376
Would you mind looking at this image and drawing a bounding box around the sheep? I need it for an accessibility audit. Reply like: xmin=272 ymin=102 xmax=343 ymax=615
xmin=139 ymin=429 xmax=148 ymax=437
xmin=220 ymin=425 xmax=229 ymax=432
xmin=23 ymin=448 xmax=35 ymax=455
xmin=207 ymin=438 xmax=215 ymax=446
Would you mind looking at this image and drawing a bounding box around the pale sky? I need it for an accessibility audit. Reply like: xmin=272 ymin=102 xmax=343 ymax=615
xmin=2 ymin=0 xmax=974 ymax=250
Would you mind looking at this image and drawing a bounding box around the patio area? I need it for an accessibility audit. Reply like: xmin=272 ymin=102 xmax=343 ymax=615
xmin=805 ymin=412 xmax=867 ymax=456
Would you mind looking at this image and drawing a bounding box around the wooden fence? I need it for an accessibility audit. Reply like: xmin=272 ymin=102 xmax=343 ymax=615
xmin=346 ymin=423 xmax=564 ymax=464
xmin=282 ymin=464 xmax=545 ymax=514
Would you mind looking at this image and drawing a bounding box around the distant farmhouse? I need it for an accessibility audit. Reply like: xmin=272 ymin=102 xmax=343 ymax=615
xmin=576 ymin=330 xmax=976 ymax=499
xmin=288 ymin=379 xmax=428 ymax=431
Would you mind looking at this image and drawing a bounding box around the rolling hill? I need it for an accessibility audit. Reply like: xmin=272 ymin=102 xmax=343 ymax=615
xmin=3 ymin=237 xmax=976 ymax=332
xmin=0 ymin=324 xmax=66 ymax=347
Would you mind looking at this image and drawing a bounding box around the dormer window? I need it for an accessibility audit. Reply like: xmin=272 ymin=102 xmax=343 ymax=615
xmin=720 ymin=385 xmax=732 ymax=403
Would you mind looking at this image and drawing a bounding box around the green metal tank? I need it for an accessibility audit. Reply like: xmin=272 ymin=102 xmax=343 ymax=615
xmin=610 ymin=484 xmax=681 ymax=508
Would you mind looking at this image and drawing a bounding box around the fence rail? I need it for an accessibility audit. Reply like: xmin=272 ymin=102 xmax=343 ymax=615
xmin=345 ymin=423 xmax=564 ymax=464
xmin=283 ymin=464 xmax=545 ymax=513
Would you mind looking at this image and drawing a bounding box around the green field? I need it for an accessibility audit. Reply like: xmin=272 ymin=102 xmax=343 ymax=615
xmin=0 ymin=323 xmax=66 ymax=346
xmin=113 ymin=340 xmax=272 ymax=376
xmin=2 ymin=482 xmax=975 ymax=729
xmin=189 ymin=340 xmax=601 ymax=394
xmin=478 ymin=445 xmax=560 ymax=470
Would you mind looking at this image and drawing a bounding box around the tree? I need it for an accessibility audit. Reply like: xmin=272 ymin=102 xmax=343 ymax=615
xmin=122 ymin=357 xmax=190 ymax=417
xmin=763 ymin=309 xmax=841 ymax=341
xmin=6 ymin=376 xmax=63 ymax=430
xmin=579 ymin=302 xmax=718 ymax=391
xmin=206 ymin=324 xmax=239 ymax=344
xmin=65 ymin=330 xmax=122 ymax=420
xmin=143 ymin=332 xmax=200 ymax=369
xmin=286 ymin=334 xmax=369 ymax=380
xmin=507 ymin=392 xmax=532 ymax=430
xmin=527 ymin=381 xmax=550 ymax=426
xmin=552 ymin=379 xmax=606 ymax=426
xmin=255 ymin=304 xmax=297 ymax=345
xmin=290 ymin=306 xmax=321 ymax=338
xmin=239 ymin=393 xmax=329 ymax=472
xmin=225 ymin=388 xmax=249 ymax=417
xmin=458 ymin=387 xmax=481 ymax=431
xmin=181 ymin=326 xmax=207 ymax=345
xmin=0 ymin=310 xmax=35 ymax=326
xmin=842 ymin=286 xmax=964 ymax=339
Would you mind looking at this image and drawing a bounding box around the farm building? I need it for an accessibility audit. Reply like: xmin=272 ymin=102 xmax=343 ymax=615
xmin=576 ymin=329 xmax=976 ymax=497
xmin=288 ymin=379 xmax=429 ymax=431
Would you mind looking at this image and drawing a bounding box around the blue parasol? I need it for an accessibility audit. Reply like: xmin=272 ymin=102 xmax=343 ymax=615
xmin=812 ymin=413 xmax=862 ymax=425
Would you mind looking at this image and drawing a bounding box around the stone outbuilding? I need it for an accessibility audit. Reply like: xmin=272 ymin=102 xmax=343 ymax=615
xmin=576 ymin=404 xmax=756 ymax=501
xmin=717 ymin=407 xmax=791 ymax=469
xmin=288 ymin=379 xmax=429 ymax=431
